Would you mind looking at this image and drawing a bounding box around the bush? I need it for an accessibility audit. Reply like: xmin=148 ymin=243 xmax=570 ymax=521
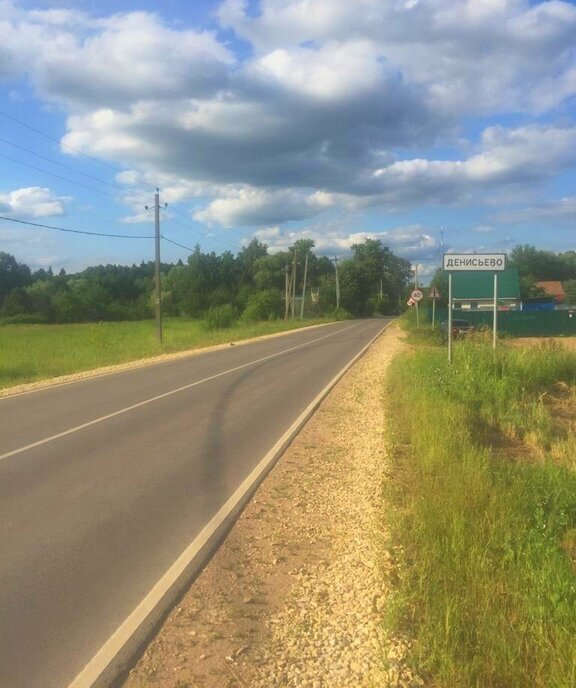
xmin=203 ymin=304 xmax=238 ymax=330
xmin=0 ymin=313 xmax=49 ymax=325
xmin=329 ymin=306 xmax=352 ymax=321
xmin=241 ymin=289 xmax=283 ymax=322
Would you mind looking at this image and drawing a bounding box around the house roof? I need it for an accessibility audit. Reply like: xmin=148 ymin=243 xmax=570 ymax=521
xmin=452 ymin=268 xmax=521 ymax=300
xmin=535 ymin=281 xmax=565 ymax=297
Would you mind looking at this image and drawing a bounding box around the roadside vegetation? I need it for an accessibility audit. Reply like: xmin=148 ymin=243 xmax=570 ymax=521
xmin=0 ymin=237 xmax=412 ymax=325
xmin=384 ymin=321 xmax=576 ymax=687
xmin=0 ymin=237 xmax=413 ymax=390
xmin=0 ymin=316 xmax=338 ymax=390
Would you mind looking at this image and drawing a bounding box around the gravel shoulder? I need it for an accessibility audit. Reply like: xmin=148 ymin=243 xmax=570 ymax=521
xmin=0 ymin=322 xmax=333 ymax=398
xmin=123 ymin=324 xmax=410 ymax=688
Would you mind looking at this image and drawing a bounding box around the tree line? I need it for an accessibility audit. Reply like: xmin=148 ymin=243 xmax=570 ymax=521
xmin=0 ymin=238 xmax=413 ymax=325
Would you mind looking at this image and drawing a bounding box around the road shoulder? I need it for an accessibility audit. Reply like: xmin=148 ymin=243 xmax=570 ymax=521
xmin=124 ymin=324 xmax=409 ymax=688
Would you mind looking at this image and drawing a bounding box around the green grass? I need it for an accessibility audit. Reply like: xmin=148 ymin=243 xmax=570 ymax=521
xmin=384 ymin=327 xmax=576 ymax=687
xmin=0 ymin=316 xmax=333 ymax=390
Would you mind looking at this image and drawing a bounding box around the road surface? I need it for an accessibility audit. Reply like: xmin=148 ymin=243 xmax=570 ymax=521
xmin=0 ymin=318 xmax=391 ymax=687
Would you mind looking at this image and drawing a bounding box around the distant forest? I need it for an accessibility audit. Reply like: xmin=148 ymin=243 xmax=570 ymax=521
xmin=0 ymin=238 xmax=414 ymax=325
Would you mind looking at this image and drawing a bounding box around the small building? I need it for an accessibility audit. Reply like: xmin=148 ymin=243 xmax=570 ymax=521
xmin=452 ymin=268 xmax=521 ymax=311
xmin=534 ymin=281 xmax=565 ymax=305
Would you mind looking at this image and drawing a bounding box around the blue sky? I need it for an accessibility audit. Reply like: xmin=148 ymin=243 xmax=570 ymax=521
xmin=1 ymin=0 xmax=575 ymax=279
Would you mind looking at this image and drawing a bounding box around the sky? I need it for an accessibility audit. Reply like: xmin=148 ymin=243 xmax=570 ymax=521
xmin=0 ymin=0 xmax=575 ymax=279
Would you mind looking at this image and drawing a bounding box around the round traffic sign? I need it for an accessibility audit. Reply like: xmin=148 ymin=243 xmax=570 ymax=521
xmin=411 ymin=289 xmax=423 ymax=302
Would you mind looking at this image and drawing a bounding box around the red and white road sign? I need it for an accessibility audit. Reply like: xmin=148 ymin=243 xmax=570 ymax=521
xmin=429 ymin=287 xmax=441 ymax=299
xmin=411 ymin=289 xmax=423 ymax=302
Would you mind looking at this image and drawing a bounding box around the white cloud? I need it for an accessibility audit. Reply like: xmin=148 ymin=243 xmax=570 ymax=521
xmin=0 ymin=0 xmax=575 ymax=273
xmin=219 ymin=0 xmax=576 ymax=114
xmin=0 ymin=187 xmax=68 ymax=218
xmin=255 ymin=40 xmax=385 ymax=100
xmin=253 ymin=222 xmax=441 ymax=264
xmin=195 ymin=187 xmax=336 ymax=226
xmin=0 ymin=5 xmax=233 ymax=107
xmin=371 ymin=125 xmax=576 ymax=206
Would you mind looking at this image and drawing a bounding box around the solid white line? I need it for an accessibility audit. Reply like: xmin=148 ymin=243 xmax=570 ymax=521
xmin=0 ymin=323 xmax=358 ymax=463
xmin=66 ymin=319 xmax=391 ymax=688
xmin=0 ymin=321 xmax=337 ymax=400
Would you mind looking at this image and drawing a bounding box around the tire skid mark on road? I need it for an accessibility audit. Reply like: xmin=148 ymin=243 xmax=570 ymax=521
xmin=0 ymin=323 xmax=359 ymax=464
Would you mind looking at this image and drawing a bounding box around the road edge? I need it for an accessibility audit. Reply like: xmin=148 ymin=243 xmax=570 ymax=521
xmin=66 ymin=319 xmax=394 ymax=688
xmin=0 ymin=321 xmax=337 ymax=400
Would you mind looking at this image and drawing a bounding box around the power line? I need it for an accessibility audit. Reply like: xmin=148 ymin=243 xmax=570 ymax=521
xmin=0 ymin=135 xmax=138 ymax=196
xmin=0 ymin=109 xmax=171 ymax=201
xmin=0 ymin=109 xmax=125 ymax=177
xmin=168 ymin=216 xmax=241 ymax=252
xmin=169 ymin=203 xmax=247 ymax=240
xmin=0 ymin=214 xmax=154 ymax=239
xmin=162 ymin=236 xmax=197 ymax=252
xmin=0 ymin=109 xmax=251 ymax=252
xmin=0 ymin=110 xmax=189 ymax=198
xmin=0 ymin=152 xmax=117 ymax=197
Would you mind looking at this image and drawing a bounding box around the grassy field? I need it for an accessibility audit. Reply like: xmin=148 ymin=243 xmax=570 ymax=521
xmin=384 ymin=325 xmax=576 ymax=687
xmin=0 ymin=317 xmax=333 ymax=390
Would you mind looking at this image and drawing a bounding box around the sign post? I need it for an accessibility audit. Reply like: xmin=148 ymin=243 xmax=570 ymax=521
xmin=448 ymin=273 xmax=453 ymax=363
xmin=411 ymin=288 xmax=423 ymax=327
xmin=429 ymin=287 xmax=440 ymax=329
xmin=442 ymin=253 xmax=506 ymax=363
xmin=493 ymin=272 xmax=498 ymax=350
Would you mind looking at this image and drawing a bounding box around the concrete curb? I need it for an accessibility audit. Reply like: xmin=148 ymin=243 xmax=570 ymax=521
xmin=66 ymin=319 xmax=393 ymax=688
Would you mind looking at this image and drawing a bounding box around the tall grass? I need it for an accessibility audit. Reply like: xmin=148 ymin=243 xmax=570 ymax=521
xmin=385 ymin=335 xmax=576 ymax=687
xmin=0 ymin=317 xmax=332 ymax=390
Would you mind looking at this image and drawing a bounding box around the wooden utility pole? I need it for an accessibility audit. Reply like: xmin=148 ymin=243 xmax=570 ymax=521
xmin=291 ymin=249 xmax=297 ymax=319
xmin=145 ymin=189 xmax=166 ymax=343
xmin=331 ymin=257 xmax=340 ymax=310
xmin=154 ymin=189 xmax=162 ymax=343
xmin=284 ymin=264 xmax=290 ymax=320
xmin=300 ymin=251 xmax=309 ymax=319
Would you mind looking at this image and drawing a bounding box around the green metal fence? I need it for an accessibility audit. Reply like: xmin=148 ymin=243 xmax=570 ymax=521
xmin=428 ymin=308 xmax=576 ymax=337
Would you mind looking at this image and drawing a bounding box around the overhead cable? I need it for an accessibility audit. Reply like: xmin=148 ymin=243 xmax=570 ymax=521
xmin=0 ymin=214 xmax=154 ymax=239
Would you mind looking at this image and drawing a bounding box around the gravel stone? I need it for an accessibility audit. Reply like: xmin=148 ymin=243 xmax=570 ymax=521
xmin=124 ymin=324 xmax=423 ymax=688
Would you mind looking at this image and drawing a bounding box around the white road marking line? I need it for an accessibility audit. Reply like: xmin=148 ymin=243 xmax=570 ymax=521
xmin=0 ymin=323 xmax=358 ymax=463
xmin=0 ymin=321 xmax=337 ymax=400
xmin=66 ymin=320 xmax=391 ymax=688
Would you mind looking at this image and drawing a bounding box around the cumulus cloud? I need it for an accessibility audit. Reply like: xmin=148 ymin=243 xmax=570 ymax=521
xmin=254 ymin=222 xmax=441 ymax=265
xmin=0 ymin=5 xmax=234 ymax=108
xmin=371 ymin=125 xmax=576 ymax=206
xmin=219 ymin=0 xmax=576 ymax=114
xmin=0 ymin=0 xmax=575 ymax=269
xmin=195 ymin=187 xmax=336 ymax=226
xmin=0 ymin=187 xmax=68 ymax=218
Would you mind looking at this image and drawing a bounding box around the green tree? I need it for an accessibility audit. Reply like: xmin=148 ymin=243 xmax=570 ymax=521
xmin=509 ymin=245 xmax=573 ymax=288
xmin=338 ymin=239 xmax=412 ymax=315
xmin=0 ymin=252 xmax=32 ymax=306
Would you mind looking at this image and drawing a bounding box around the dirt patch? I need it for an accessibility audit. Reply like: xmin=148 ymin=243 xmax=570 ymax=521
xmin=123 ymin=325 xmax=417 ymax=688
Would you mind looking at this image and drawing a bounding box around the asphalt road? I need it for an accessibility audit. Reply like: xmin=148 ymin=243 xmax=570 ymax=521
xmin=0 ymin=318 xmax=391 ymax=688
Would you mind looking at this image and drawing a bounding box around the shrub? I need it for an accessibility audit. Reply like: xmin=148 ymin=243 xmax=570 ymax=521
xmin=241 ymin=289 xmax=283 ymax=322
xmin=0 ymin=313 xmax=49 ymax=325
xmin=203 ymin=304 xmax=238 ymax=330
xmin=329 ymin=306 xmax=352 ymax=321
